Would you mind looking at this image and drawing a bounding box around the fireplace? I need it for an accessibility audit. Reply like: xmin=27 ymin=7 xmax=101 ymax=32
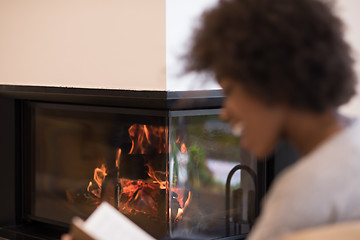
xmin=0 ymin=85 xmax=273 ymax=240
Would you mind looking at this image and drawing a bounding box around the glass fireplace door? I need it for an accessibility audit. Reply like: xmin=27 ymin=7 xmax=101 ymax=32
xmin=25 ymin=102 xmax=259 ymax=239
xmin=168 ymin=110 xmax=257 ymax=239
xmin=27 ymin=102 xmax=168 ymax=238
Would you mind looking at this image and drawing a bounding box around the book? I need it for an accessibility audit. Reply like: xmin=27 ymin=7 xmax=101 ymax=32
xmin=70 ymin=202 xmax=155 ymax=240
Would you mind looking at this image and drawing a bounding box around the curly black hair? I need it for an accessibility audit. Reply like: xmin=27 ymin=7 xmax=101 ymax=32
xmin=185 ymin=0 xmax=357 ymax=112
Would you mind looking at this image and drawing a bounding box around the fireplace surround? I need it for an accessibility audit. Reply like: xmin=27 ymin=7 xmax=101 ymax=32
xmin=0 ymin=85 xmax=277 ymax=240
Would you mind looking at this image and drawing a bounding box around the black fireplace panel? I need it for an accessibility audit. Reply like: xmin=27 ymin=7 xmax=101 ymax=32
xmin=0 ymin=98 xmax=17 ymax=226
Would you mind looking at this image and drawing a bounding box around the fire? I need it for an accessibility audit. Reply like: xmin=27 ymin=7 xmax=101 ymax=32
xmin=93 ymin=164 xmax=107 ymax=188
xmin=87 ymin=163 xmax=107 ymax=199
xmin=83 ymin=123 xmax=192 ymax=223
xmin=116 ymin=148 xmax=121 ymax=168
xmin=128 ymin=124 xmax=166 ymax=154
xmin=171 ymin=189 xmax=192 ymax=221
xmin=117 ymin=163 xmax=168 ymax=216
xmin=118 ymin=178 xmax=160 ymax=216
xmin=113 ymin=124 xmax=168 ymax=216
xmin=146 ymin=163 xmax=167 ymax=190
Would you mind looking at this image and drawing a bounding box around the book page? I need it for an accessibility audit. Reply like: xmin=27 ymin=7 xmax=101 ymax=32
xmin=82 ymin=202 xmax=155 ymax=240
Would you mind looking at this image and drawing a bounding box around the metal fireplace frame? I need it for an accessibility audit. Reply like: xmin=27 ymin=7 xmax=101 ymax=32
xmin=0 ymin=85 xmax=275 ymax=240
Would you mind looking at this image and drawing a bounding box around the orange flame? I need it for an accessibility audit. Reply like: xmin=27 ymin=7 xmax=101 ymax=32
xmin=94 ymin=164 xmax=107 ymax=187
xmin=119 ymin=178 xmax=159 ymax=216
xmin=116 ymin=148 xmax=121 ymax=168
xmin=116 ymin=124 xmax=168 ymax=216
xmin=87 ymin=163 xmax=107 ymax=199
xmin=128 ymin=124 xmax=166 ymax=155
xmin=84 ymin=124 xmax=192 ymax=222
xmin=171 ymin=188 xmax=192 ymax=221
xmin=146 ymin=163 xmax=167 ymax=190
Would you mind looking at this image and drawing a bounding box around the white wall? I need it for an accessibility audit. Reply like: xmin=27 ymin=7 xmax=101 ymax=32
xmin=0 ymin=0 xmax=166 ymax=90
xmin=337 ymin=0 xmax=360 ymax=117
xmin=166 ymin=0 xmax=220 ymax=91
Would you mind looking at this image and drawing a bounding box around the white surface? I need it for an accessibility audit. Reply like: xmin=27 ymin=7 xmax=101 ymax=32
xmin=248 ymin=120 xmax=360 ymax=240
xmin=166 ymin=0 xmax=220 ymax=91
xmin=337 ymin=0 xmax=360 ymax=117
xmin=0 ymin=0 xmax=166 ymax=90
xmin=207 ymin=159 xmax=240 ymax=186
xmin=0 ymin=0 xmax=221 ymax=91
xmin=83 ymin=202 xmax=155 ymax=240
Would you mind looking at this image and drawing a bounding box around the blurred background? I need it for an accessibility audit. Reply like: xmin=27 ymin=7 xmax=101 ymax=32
xmin=166 ymin=0 xmax=360 ymax=117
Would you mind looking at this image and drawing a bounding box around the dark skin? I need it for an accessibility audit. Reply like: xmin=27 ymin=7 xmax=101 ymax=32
xmin=219 ymin=78 xmax=347 ymax=157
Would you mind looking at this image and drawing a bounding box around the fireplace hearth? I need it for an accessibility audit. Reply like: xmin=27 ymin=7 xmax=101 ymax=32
xmin=0 ymin=85 xmax=273 ymax=240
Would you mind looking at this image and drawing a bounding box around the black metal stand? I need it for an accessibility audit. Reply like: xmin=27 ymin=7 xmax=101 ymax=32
xmin=225 ymin=165 xmax=258 ymax=237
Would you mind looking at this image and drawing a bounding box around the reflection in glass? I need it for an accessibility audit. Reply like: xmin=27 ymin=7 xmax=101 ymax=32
xmin=30 ymin=104 xmax=257 ymax=239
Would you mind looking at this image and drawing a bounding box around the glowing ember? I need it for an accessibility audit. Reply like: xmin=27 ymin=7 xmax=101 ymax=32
xmin=119 ymin=178 xmax=160 ymax=216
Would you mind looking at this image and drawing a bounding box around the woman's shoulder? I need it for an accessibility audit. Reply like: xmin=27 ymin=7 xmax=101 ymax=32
xmin=268 ymin=118 xmax=360 ymax=206
xmin=295 ymin=118 xmax=360 ymax=171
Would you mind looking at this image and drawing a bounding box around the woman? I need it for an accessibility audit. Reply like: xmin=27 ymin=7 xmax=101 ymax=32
xmin=184 ymin=0 xmax=360 ymax=239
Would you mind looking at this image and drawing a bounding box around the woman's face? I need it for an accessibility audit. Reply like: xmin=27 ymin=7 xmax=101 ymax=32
xmin=220 ymin=78 xmax=287 ymax=158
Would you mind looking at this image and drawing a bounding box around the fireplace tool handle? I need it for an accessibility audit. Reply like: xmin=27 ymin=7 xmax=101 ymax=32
xmin=225 ymin=164 xmax=258 ymax=237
